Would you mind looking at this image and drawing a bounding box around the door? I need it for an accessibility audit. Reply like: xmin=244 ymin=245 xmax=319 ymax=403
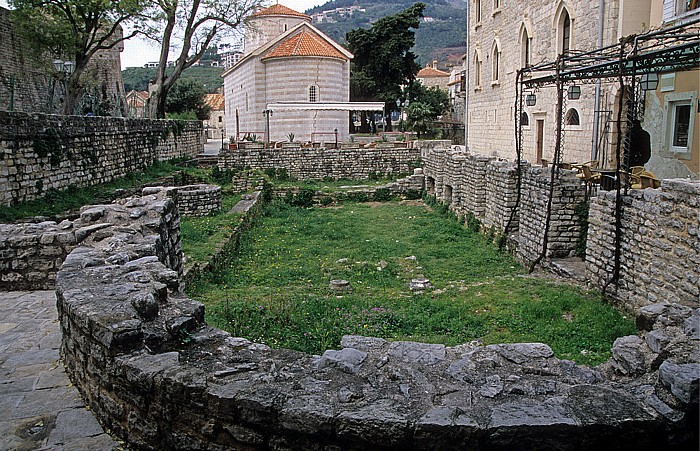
xmin=536 ymin=119 xmax=544 ymax=164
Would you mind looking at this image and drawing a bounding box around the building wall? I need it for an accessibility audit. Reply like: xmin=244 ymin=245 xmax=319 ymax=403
xmin=265 ymin=57 xmax=350 ymax=142
xmin=244 ymin=15 xmax=309 ymax=55
xmin=0 ymin=7 xmax=126 ymax=116
xmin=0 ymin=111 xmax=203 ymax=206
xmin=467 ymin=0 xmax=622 ymax=164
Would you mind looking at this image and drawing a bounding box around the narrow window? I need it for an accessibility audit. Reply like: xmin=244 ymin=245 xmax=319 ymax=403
xmin=494 ymin=0 xmax=501 ymax=10
xmin=522 ymin=29 xmax=531 ymax=68
xmin=474 ymin=53 xmax=482 ymax=88
xmin=492 ymin=43 xmax=500 ymax=82
xmin=475 ymin=0 xmax=481 ymax=24
xmin=562 ymin=10 xmax=571 ymax=54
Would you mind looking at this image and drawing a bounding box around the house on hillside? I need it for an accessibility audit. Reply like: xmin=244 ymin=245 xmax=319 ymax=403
xmin=203 ymin=93 xmax=225 ymax=139
xmin=466 ymin=0 xmax=699 ymax=178
xmin=222 ymin=4 xmax=382 ymax=144
xmin=417 ymin=61 xmax=451 ymax=91
xmin=126 ymin=90 xmax=149 ymax=117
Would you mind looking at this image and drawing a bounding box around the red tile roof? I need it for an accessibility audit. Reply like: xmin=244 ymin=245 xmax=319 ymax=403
xmin=417 ymin=66 xmax=450 ymax=78
xmin=262 ymin=29 xmax=348 ymax=60
xmin=203 ymin=93 xmax=224 ymax=111
xmin=251 ymin=4 xmax=310 ymax=20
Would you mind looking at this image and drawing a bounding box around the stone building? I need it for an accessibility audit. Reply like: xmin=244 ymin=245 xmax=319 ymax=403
xmin=126 ymin=90 xmax=149 ymax=117
xmin=466 ymin=0 xmax=699 ymax=178
xmin=222 ymin=4 xmax=355 ymax=143
xmin=203 ymin=93 xmax=225 ymax=139
xmin=417 ymin=61 xmax=451 ymax=91
xmin=0 ymin=6 xmax=127 ymax=116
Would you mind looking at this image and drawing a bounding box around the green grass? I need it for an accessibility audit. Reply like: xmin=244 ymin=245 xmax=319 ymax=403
xmin=0 ymin=161 xmax=190 ymax=222
xmin=274 ymin=178 xmax=400 ymax=192
xmin=180 ymin=193 xmax=242 ymax=264
xmin=188 ymin=200 xmax=635 ymax=366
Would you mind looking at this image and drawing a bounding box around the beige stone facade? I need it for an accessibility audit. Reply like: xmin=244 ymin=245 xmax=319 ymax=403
xmin=224 ymin=4 xmax=352 ymax=143
xmin=467 ymin=0 xmax=699 ymax=178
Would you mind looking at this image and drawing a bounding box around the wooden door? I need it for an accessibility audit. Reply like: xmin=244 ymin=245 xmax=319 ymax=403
xmin=536 ymin=119 xmax=544 ymax=164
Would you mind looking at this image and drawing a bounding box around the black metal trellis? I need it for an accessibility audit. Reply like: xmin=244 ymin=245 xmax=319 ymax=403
xmin=509 ymin=19 xmax=700 ymax=287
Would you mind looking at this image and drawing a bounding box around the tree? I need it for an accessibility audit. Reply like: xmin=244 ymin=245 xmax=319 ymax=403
xmin=403 ymin=81 xmax=449 ymax=118
xmin=165 ymin=78 xmax=210 ymax=120
xmin=346 ymin=3 xmax=425 ymax=132
xmin=9 ymin=0 xmax=146 ymax=115
xmin=405 ymin=101 xmax=434 ymax=138
xmin=141 ymin=0 xmax=263 ymax=119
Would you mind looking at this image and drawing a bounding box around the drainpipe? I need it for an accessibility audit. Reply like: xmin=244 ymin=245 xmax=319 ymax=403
xmin=465 ymin=1 xmax=470 ymax=152
xmin=592 ymin=0 xmax=605 ymax=160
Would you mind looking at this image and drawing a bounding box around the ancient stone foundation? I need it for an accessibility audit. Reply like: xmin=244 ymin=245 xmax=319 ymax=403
xmin=421 ymin=143 xmax=698 ymax=314
xmin=586 ymin=179 xmax=700 ymax=311
xmin=144 ymin=184 xmax=222 ymax=218
xmin=54 ymin=192 xmax=698 ymax=450
xmin=0 ymin=111 xmax=203 ymax=206
xmin=218 ymin=145 xmax=421 ymax=180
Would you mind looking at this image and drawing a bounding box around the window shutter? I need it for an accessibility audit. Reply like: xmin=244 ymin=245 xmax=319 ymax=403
xmin=663 ymin=0 xmax=676 ymax=22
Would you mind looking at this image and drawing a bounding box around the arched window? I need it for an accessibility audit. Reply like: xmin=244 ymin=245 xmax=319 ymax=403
xmin=565 ymin=108 xmax=580 ymax=126
xmin=562 ymin=10 xmax=571 ymax=54
xmin=520 ymin=25 xmax=532 ymax=68
xmin=521 ymin=111 xmax=530 ymax=127
xmin=473 ymin=50 xmax=482 ymax=88
xmin=308 ymin=85 xmax=319 ymax=102
xmin=491 ymin=40 xmax=501 ymax=83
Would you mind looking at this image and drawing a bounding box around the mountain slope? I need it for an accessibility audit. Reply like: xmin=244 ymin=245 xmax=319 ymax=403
xmin=306 ymin=0 xmax=466 ymax=67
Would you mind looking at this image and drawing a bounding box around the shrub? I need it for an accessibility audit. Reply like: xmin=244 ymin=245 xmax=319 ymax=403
xmin=373 ymin=188 xmax=392 ymax=202
xmin=404 ymin=189 xmax=422 ymax=200
xmin=319 ymin=196 xmax=334 ymax=206
xmin=346 ymin=191 xmax=369 ymax=203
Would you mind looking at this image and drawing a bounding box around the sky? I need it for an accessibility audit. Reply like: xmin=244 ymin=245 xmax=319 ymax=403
xmin=0 ymin=0 xmax=327 ymax=69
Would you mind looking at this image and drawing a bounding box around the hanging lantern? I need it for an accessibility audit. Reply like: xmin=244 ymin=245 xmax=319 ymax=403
xmin=525 ymin=93 xmax=537 ymax=106
xmin=567 ymin=84 xmax=581 ymax=100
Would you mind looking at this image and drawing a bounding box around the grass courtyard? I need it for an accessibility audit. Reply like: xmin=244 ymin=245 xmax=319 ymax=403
xmin=187 ymin=199 xmax=635 ymax=366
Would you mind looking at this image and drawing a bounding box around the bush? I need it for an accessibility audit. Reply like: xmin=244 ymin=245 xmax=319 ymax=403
xmin=284 ymin=188 xmax=315 ymax=208
xmin=346 ymin=191 xmax=369 ymax=203
xmin=373 ymin=188 xmax=392 ymax=202
xmin=319 ymin=196 xmax=334 ymax=206
xmin=404 ymin=189 xmax=422 ymax=200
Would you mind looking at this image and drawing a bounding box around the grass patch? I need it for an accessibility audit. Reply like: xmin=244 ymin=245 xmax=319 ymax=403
xmin=189 ymin=200 xmax=634 ymax=366
xmin=0 ymin=160 xmax=190 ymax=222
xmin=274 ymin=178 xmax=398 ymax=193
xmin=180 ymin=193 xmax=242 ymax=264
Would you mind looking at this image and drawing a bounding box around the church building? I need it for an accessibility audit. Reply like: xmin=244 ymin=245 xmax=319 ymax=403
xmin=223 ymin=4 xmax=359 ymax=144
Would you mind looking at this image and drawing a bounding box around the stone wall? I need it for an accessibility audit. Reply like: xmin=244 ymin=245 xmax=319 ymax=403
xmin=144 ymin=184 xmax=222 ymax=218
xmin=218 ymin=145 xmax=422 ymax=181
xmin=55 ymin=192 xmax=698 ymax=450
xmin=0 ymin=220 xmax=76 ymax=290
xmin=422 ymin=144 xmax=586 ymax=262
xmin=517 ymin=167 xmax=587 ymax=263
xmin=0 ymin=6 xmax=127 ymax=116
xmin=586 ymin=179 xmax=700 ymax=312
xmin=0 ymin=111 xmax=203 ymax=206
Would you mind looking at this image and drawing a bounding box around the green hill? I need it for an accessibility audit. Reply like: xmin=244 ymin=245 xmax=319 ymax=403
xmin=122 ymin=66 xmax=225 ymax=93
xmin=306 ymin=0 xmax=466 ymax=67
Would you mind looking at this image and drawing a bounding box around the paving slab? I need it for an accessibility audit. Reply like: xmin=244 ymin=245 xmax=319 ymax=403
xmin=0 ymin=291 xmax=122 ymax=450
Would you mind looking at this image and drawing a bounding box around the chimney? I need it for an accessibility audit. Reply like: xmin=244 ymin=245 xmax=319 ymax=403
xmin=432 ymin=60 xmax=438 ymax=69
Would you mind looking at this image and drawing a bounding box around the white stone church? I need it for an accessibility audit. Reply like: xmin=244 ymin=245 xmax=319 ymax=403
xmin=223 ymin=4 xmax=380 ymax=144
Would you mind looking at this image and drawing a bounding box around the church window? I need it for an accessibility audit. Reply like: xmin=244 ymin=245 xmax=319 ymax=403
xmin=309 ymin=85 xmax=319 ymax=102
xmin=565 ymin=108 xmax=580 ymax=126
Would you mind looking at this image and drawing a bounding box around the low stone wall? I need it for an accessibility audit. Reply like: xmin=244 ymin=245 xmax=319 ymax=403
xmin=586 ymin=179 xmax=700 ymax=312
xmin=144 ymin=184 xmax=222 ymax=218
xmin=517 ymin=167 xmax=586 ymax=263
xmin=55 ymin=193 xmax=699 ymax=450
xmin=0 ymin=111 xmax=203 ymax=206
xmin=230 ymin=170 xmax=266 ymax=194
xmin=422 ymin=145 xmax=585 ymax=262
xmin=218 ymin=146 xmax=421 ymax=180
xmin=0 ymin=220 xmax=76 ymax=290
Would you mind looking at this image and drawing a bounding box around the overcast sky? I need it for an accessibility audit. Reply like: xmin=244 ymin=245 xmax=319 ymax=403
xmin=0 ymin=1 xmax=327 ymax=69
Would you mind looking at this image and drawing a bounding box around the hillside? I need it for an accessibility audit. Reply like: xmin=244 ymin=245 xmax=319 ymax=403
xmin=122 ymin=66 xmax=225 ymax=93
xmin=306 ymin=0 xmax=466 ymax=67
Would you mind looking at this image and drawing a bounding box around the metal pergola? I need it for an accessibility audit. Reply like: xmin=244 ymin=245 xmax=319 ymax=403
xmin=504 ymin=19 xmax=699 ymax=291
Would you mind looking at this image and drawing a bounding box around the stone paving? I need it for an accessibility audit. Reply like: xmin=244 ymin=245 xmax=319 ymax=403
xmin=0 ymin=291 xmax=122 ymax=450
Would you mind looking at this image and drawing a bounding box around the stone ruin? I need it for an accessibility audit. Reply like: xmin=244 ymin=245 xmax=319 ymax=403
xmin=48 ymin=190 xmax=697 ymax=450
